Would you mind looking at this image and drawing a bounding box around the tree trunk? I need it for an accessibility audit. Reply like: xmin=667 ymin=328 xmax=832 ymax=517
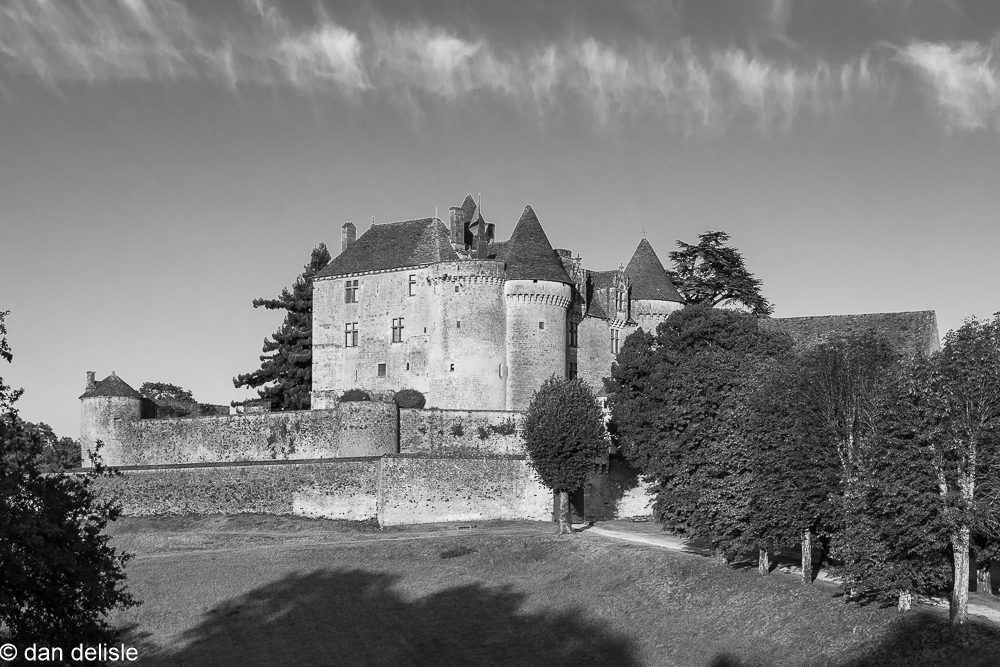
xmin=558 ymin=490 xmax=571 ymax=535
xmin=951 ymin=526 xmax=971 ymax=625
xmin=758 ymin=548 xmax=770 ymax=575
xmin=801 ymin=530 xmax=813 ymax=585
xmin=979 ymin=566 xmax=994 ymax=596
xmin=897 ymin=590 xmax=912 ymax=613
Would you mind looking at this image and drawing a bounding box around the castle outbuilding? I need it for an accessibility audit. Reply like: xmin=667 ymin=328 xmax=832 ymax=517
xmin=311 ymin=194 xmax=685 ymax=411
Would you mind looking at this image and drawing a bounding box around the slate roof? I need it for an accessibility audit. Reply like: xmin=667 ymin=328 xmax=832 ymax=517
xmin=79 ymin=373 xmax=142 ymax=400
xmin=497 ymin=206 xmax=571 ymax=283
xmin=624 ymin=239 xmax=683 ymax=302
xmin=316 ymin=218 xmax=458 ymax=278
xmin=586 ymin=270 xmax=618 ymax=319
xmin=764 ymin=311 xmax=940 ymax=358
xmin=459 ymin=194 xmax=477 ymax=222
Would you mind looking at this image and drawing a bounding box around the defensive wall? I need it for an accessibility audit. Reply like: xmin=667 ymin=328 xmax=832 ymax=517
xmin=90 ymin=455 xmax=553 ymax=527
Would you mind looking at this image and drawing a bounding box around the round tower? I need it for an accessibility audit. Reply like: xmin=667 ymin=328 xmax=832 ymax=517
xmin=426 ymin=260 xmax=507 ymax=410
xmin=79 ymin=371 xmax=142 ymax=468
xmin=498 ymin=205 xmax=574 ymax=411
xmin=503 ymin=280 xmax=571 ymax=410
xmin=623 ymin=238 xmax=685 ymax=333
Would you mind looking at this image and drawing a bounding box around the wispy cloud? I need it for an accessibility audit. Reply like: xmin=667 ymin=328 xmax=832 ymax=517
xmin=0 ymin=0 xmax=885 ymax=132
xmin=898 ymin=40 xmax=1000 ymax=130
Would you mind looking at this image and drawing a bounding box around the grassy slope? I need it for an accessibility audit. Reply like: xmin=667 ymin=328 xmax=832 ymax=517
xmin=111 ymin=516 xmax=1000 ymax=666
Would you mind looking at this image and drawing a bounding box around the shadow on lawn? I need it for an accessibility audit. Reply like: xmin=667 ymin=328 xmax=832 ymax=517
xmin=135 ymin=569 xmax=638 ymax=666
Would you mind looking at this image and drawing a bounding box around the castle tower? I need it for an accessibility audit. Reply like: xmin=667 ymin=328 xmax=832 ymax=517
xmin=448 ymin=194 xmax=477 ymax=251
xmin=79 ymin=371 xmax=142 ymax=468
xmin=623 ymin=238 xmax=684 ymax=331
xmin=426 ymin=260 xmax=507 ymax=410
xmin=500 ymin=206 xmax=573 ymax=411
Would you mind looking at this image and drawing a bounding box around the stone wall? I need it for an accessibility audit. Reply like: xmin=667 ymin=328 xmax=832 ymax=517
xmin=88 ymin=402 xmax=397 ymax=467
xmin=92 ymin=454 xmax=553 ymax=526
xmin=399 ymin=408 xmax=524 ymax=456
xmin=91 ymin=458 xmax=380 ymax=520
xmin=377 ymin=455 xmax=551 ymax=526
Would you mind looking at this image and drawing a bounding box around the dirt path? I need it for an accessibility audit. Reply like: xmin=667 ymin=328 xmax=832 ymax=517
xmin=584 ymin=524 xmax=1000 ymax=626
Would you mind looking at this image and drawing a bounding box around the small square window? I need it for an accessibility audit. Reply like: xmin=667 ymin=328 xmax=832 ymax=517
xmin=538 ymin=321 xmax=544 ymax=330
xmin=377 ymin=363 xmax=386 ymax=378
xmin=455 ymin=285 xmax=460 ymax=292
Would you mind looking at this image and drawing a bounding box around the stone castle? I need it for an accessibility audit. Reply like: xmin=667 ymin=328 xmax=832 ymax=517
xmin=77 ymin=192 xmax=941 ymax=526
xmin=311 ymin=194 xmax=684 ymax=412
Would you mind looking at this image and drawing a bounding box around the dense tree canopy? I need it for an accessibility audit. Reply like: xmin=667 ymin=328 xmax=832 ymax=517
xmin=607 ymin=305 xmax=791 ymax=555
xmin=667 ymin=231 xmax=773 ymax=316
xmin=0 ymin=310 xmax=136 ymax=646
xmin=523 ymin=377 xmax=607 ymax=534
xmin=234 ymin=243 xmax=331 ymax=411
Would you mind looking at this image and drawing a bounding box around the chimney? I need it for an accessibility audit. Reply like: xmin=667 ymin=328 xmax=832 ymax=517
xmin=341 ymin=221 xmax=356 ymax=253
xmin=448 ymin=207 xmax=463 ymax=246
xmin=86 ymin=371 xmax=96 ymax=392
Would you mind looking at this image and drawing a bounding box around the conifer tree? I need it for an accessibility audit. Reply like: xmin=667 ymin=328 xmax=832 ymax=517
xmin=668 ymin=231 xmax=773 ymax=316
xmin=234 ymin=243 xmax=331 ymax=411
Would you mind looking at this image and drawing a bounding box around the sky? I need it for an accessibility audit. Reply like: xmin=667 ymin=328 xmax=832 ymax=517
xmin=2 ymin=0 xmax=1000 ymax=438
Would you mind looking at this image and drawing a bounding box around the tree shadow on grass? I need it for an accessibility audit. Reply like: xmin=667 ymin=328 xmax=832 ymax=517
xmin=136 ymin=569 xmax=639 ymax=666
xmin=836 ymin=611 xmax=1000 ymax=667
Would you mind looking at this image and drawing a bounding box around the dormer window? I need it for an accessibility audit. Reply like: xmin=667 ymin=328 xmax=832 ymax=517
xmin=615 ymin=286 xmax=625 ymax=312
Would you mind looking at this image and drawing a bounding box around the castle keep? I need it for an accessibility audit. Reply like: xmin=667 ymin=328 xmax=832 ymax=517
xmin=311 ymin=194 xmax=684 ymax=411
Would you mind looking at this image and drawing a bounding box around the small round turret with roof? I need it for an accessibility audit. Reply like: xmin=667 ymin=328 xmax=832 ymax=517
xmin=79 ymin=371 xmax=142 ymax=467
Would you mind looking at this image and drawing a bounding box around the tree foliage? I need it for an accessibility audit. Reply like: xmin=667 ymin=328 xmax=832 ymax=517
xmin=667 ymin=231 xmax=773 ymax=316
xmin=234 ymin=243 xmax=331 ymax=411
xmin=393 ymin=389 xmax=426 ymax=409
xmin=140 ymin=381 xmax=219 ymax=418
xmin=0 ymin=310 xmax=136 ymax=646
xmin=607 ymin=305 xmax=790 ymax=555
xmin=339 ymin=389 xmax=371 ymax=402
xmin=523 ymin=377 xmax=606 ymax=494
xmin=912 ymin=315 xmax=1000 ymax=623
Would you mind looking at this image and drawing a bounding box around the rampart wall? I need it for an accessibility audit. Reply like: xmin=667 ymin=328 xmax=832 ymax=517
xmin=399 ymin=408 xmax=524 ymax=456
xmin=89 ymin=402 xmax=398 ymax=467
xmin=91 ymin=454 xmax=552 ymax=526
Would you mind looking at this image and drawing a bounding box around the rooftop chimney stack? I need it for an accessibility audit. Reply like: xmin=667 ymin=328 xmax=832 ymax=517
xmin=341 ymin=221 xmax=356 ymax=253
xmin=86 ymin=371 xmax=96 ymax=392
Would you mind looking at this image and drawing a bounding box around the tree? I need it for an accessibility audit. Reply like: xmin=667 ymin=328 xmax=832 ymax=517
xmin=234 ymin=243 xmax=331 ymax=411
xmin=140 ymin=381 xmax=219 ymax=417
xmin=913 ymin=316 xmax=1000 ymax=625
xmin=607 ymin=305 xmax=791 ymax=562
xmin=523 ymin=377 xmax=607 ymax=535
xmin=18 ymin=420 xmax=81 ymax=471
xmin=667 ymin=231 xmax=773 ymax=316
xmin=0 ymin=310 xmax=136 ymax=646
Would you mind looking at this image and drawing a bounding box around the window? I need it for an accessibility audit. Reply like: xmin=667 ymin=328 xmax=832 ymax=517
xmin=450 ymin=363 xmax=455 ymax=372
xmin=455 ymin=285 xmax=460 ymax=292
xmin=615 ymin=287 xmax=625 ymax=312
xmin=392 ymin=317 xmax=404 ymax=343
xmin=456 ymin=321 xmax=461 ymax=329
xmin=377 ymin=363 xmax=386 ymax=378
xmin=408 ymin=274 xmax=417 ymax=296
xmin=538 ymin=321 xmax=544 ymax=330
xmin=568 ymin=361 xmax=578 ymax=379
xmin=345 ymin=279 xmax=359 ymax=303
xmin=568 ymin=320 xmax=579 ymax=348
xmin=406 ymin=362 xmax=410 ymax=371
xmin=498 ymin=364 xmax=503 ymax=377
xmin=344 ymin=322 xmax=358 ymax=347
xmin=611 ymin=328 xmax=620 ymax=355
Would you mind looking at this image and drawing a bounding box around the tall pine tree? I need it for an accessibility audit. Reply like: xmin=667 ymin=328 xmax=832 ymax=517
xmin=234 ymin=243 xmax=331 ymax=410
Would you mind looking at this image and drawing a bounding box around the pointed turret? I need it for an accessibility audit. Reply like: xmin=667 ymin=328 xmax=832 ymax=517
xmin=623 ymin=238 xmax=683 ymax=302
xmin=499 ymin=206 xmax=571 ymax=283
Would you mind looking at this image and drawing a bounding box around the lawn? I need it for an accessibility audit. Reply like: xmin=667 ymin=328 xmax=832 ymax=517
xmin=109 ymin=515 xmax=1000 ymax=666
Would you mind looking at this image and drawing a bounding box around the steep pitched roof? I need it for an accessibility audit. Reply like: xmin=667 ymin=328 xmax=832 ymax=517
xmin=624 ymin=238 xmax=683 ymax=302
xmin=460 ymin=194 xmax=477 ymax=222
xmin=586 ymin=270 xmax=618 ymax=319
xmin=498 ymin=206 xmax=571 ymax=283
xmin=764 ymin=311 xmax=940 ymax=358
xmin=79 ymin=373 xmax=142 ymax=400
xmin=316 ymin=218 xmax=458 ymax=278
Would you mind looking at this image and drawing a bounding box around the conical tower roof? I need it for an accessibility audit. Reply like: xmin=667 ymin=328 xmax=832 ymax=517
xmin=499 ymin=206 xmax=571 ymax=283
xmin=623 ymin=238 xmax=683 ymax=302
xmin=79 ymin=372 xmax=142 ymax=400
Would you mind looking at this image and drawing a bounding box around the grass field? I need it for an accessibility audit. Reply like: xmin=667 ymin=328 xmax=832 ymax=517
xmin=109 ymin=515 xmax=1000 ymax=666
